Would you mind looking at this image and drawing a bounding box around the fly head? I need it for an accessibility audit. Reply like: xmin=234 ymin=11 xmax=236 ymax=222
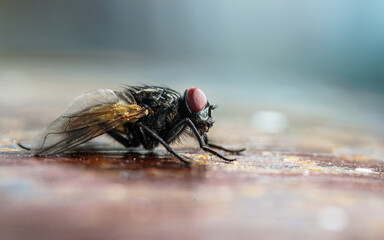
xmin=184 ymin=87 xmax=215 ymax=134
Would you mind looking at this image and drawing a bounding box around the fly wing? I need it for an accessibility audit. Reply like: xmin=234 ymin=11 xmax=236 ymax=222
xmin=31 ymin=89 xmax=148 ymax=155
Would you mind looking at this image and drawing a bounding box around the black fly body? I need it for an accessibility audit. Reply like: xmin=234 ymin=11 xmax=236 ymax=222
xmin=19 ymin=86 xmax=245 ymax=165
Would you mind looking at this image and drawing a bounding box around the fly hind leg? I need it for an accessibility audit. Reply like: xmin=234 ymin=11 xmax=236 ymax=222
xmin=107 ymin=130 xmax=140 ymax=148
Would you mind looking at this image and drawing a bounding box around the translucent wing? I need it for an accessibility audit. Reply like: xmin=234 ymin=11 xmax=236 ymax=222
xmin=31 ymin=89 xmax=148 ymax=155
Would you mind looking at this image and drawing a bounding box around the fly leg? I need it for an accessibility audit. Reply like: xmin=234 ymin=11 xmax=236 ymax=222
xmin=163 ymin=119 xmax=188 ymax=143
xmin=204 ymin=135 xmax=246 ymax=154
xmin=185 ymin=118 xmax=236 ymax=162
xmin=137 ymin=125 xmax=159 ymax=150
xmin=138 ymin=123 xmax=192 ymax=165
xmin=14 ymin=139 xmax=31 ymax=151
xmin=107 ymin=130 xmax=133 ymax=148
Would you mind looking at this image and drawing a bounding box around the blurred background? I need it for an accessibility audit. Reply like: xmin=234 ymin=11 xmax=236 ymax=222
xmin=0 ymin=0 xmax=383 ymax=137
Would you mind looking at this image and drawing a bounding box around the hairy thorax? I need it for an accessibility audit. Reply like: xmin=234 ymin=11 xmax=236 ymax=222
xmin=128 ymin=86 xmax=186 ymax=139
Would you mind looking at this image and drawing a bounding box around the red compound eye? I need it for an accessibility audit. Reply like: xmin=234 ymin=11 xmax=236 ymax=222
xmin=187 ymin=87 xmax=207 ymax=112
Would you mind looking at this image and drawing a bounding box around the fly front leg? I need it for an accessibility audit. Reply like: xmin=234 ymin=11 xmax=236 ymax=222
xmin=185 ymin=118 xmax=236 ymax=162
xmin=163 ymin=119 xmax=187 ymax=143
xmin=138 ymin=123 xmax=192 ymax=165
xmin=204 ymin=135 xmax=246 ymax=154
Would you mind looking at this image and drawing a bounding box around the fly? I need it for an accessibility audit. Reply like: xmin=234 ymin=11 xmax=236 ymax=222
xmin=18 ymin=86 xmax=245 ymax=165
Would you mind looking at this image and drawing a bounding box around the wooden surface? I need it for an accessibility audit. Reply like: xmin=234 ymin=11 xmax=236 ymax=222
xmin=1 ymin=120 xmax=383 ymax=240
xmin=1 ymin=57 xmax=384 ymax=239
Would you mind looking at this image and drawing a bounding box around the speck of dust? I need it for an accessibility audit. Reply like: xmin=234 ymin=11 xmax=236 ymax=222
xmin=317 ymin=206 xmax=349 ymax=232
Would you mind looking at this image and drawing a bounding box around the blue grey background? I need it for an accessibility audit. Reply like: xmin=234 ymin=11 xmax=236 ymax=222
xmin=0 ymin=0 xmax=383 ymax=134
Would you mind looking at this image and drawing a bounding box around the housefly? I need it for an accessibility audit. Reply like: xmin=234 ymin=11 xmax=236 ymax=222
xmin=19 ymin=86 xmax=245 ymax=165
